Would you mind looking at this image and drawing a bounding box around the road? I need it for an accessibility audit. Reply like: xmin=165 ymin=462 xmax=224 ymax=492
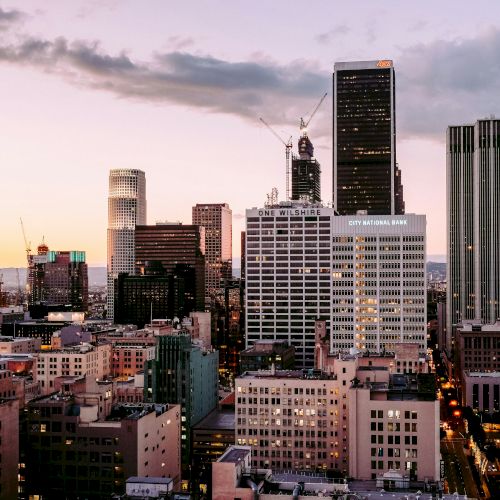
xmin=441 ymin=433 xmax=480 ymax=498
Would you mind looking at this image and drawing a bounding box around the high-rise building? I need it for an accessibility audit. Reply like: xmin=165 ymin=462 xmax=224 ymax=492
xmin=107 ymin=169 xmax=146 ymax=321
xmin=333 ymin=60 xmax=404 ymax=215
xmin=27 ymin=244 xmax=88 ymax=311
xmin=291 ymin=135 xmax=321 ymax=203
xmin=192 ymin=204 xmax=232 ymax=299
xmin=135 ymin=223 xmax=206 ymax=312
xmin=245 ymin=203 xmax=426 ymax=367
xmin=144 ymin=331 xmax=219 ymax=479
xmin=447 ymin=120 xmax=500 ymax=355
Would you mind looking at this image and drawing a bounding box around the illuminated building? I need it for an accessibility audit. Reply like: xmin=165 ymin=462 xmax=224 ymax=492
xmin=329 ymin=214 xmax=426 ymax=353
xmin=245 ymin=203 xmax=426 ymax=367
xmin=23 ymin=380 xmax=181 ymax=498
xmin=28 ymin=246 xmax=88 ymax=311
xmin=291 ymin=135 xmax=321 ymax=203
xmin=107 ymin=169 xmax=147 ymax=321
xmin=333 ymin=60 xmax=404 ymax=215
xmin=144 ymin=331 xmax=219 ymax=482
xmin=192 ymin=203 xmax=232 ymax=300
xmin=447 ymin=120 xmax=500 ymax=356
xmin=135 ymin=223 xmax=206 ymax=312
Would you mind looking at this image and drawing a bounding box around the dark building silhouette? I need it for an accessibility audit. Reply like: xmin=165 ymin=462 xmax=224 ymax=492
xmin=333 ymin=60 xmax=404 ymax=215
xmin=135 ymin=224 xmax=205 ymax=312
xmin=291 ymin=135 xmax=321 ymax=203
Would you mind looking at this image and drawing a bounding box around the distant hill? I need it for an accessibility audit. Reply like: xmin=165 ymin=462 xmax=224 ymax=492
xmin=1 ymin=267 xmax=107 ymax=289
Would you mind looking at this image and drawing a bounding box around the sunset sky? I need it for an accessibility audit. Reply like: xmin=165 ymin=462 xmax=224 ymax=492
xmin=2 ymin=0 xmax=500 ymax=267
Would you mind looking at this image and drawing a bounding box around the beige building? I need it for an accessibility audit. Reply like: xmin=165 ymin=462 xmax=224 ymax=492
xmin=236 ymin=349 xmax=438 ymax=481
xmin=236 ymin=364 xmax=355 ymax=474
xmin=348 ymin=374 xmax=439 ymax=483
xmin=35 ymin=342 xmax=112 ymax=394
xmin=0 ymin=336 xmax=41 ymax=354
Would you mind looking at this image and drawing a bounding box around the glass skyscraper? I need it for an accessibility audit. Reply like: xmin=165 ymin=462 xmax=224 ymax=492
xmin=333 ymin=60 xmax=404 ymax=215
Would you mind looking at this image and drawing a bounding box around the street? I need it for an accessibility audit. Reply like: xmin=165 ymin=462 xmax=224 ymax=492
xmin=441 ymin=433 xmax=480 ymax=497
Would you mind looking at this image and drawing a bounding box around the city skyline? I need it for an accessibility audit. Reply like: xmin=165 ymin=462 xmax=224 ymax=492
xmin=3 ymin=1 xmax=500 ymax=266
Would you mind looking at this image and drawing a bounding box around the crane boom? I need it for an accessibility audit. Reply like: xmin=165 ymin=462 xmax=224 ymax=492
xmin=300 ymin=92 xmax=328 ymax=133
xmin=259 ymin=117 xmax=293 ymax=201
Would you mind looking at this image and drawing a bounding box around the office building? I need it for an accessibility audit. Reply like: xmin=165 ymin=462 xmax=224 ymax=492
xmin=192 ymin=203 xmax=232 ymax=298
xmin=23 ymin=381 xmax=180 ymax=498
xmin=291 ymin=135 xmax=321 ymax=203
xmin=28 ymin=246 xmax=88 ymax=311
xmin=192 ymin=408 xmax=235 ymax=495
xmin=333 ymin=60 xmax=404 ymax=215
xmin=329 ymin=214 xmax=426 ymax=353
xmin=447 ymin=119 xmax=500 ymax=355
xmin=245 ymin=204 xmax=426 ymax=367
xmin=348 ymin=374 xmax=439 ymax=483
xmin=135 ymin=223 xmax=206 ymax=312
xmin=107 ymin=169 xmax=146 ymax=321
xmin=144 ymin=331 xmax=219 ymax=480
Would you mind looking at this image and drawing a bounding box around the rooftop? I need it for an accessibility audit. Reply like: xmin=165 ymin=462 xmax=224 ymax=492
xmin=239 ymin=369 xmax=334 ymax=380
xmin=219 ymin=446 xmax=250 ymax=464
xmin=126 ymin=477 xmax=173 ymax=485
xmin=192 ymin=408 xmax=235 ymax=431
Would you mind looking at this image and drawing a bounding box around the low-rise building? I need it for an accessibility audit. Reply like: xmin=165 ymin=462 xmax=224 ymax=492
xmin=192 ymin=408 xmax=235 ymax=494
xmin=240 ymin=340 xmax=295 ymax=372
xmin=0 ymin=336 xmax=41 ymax=354
xmin=24 ymin=382 xmax=181 ymax=498
xmin=462 ymin=371 xmax=500 ymax=412
xmin=35 ymin=342 xmax=112 ymax=394
xmin=348 ymin=373 xmax=439 ymax=483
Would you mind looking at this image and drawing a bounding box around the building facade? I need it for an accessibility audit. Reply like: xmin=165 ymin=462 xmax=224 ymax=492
xmin=107 ymin=169 xmax=146 ymax=321
xmin=135 ymin=223 xmax=206 ymax=312
xmin=333 ymin=60 xmax=404 ymax=215
xmin=447 ymin=120 xmax=500 ymax=355
xmin=28 ymin=247 xmax=88 ymax=311
xmin=144 ymin=332 xmax=219 ymax=480
xmin=35 ymin=342 xmax=112 ymax=394
xmin=24 ymin=394 xmax=180 ymax=498
xmin=245 ymin=204 xmax=426 ymax=367
xmin=192 ymin=203 xmax=232 ymax=298
xmin=348 ymin=375 xmax=440 ymax=483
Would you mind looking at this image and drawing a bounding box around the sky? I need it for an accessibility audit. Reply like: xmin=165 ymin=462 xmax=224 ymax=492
xmin=1 ymin=0 xmax=500 ymax=267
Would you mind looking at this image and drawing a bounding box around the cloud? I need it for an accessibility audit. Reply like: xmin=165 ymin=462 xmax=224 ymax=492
xmin=316 ymin=25 xmax=350 ymax=44
xmin=397 ymin=27 xmax=500 ymax=139
xmin=0 ymin=35 xmax=330 ymax=134
xmin=0 ymin=7 xmax=25 ymax=30
xmin=167 ymin=36 xmax=195 ymax=51
xmin=2 ymin=27 xmax=499 ymax=143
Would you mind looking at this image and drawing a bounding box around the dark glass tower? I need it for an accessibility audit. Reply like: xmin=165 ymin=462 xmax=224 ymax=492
xmin=291 ymin=135 xmax=321 ymax=203
xmin=333 ymin=60 xmax=404 ymax=215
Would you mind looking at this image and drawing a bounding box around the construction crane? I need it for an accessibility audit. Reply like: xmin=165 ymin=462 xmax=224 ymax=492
xmin=259 ymin=117 xmax=293 ymax=201
xmin=299 ymin=92 xmax=328 ymax=136
xmin=20 ymin=217 xmax=32 ymax=303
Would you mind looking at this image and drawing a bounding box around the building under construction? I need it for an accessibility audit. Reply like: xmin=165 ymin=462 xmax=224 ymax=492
xmin=291 ymin=134 xmax=321 ymax=203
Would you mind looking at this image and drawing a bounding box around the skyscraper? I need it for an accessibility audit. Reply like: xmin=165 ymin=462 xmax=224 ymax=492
xmin=245 ymin=203 xmax=426 ymax=367
xmin=447 ymin=119 xmax=500 ymax=354
xmin=107 ymin=169 xmax=146 ymax=321
xmin=135 ymin=223 xmax=206 ymax=312
xmin=333 ymin=60 xmax=404 ymax=215
xmin=291 ymin=135 xmax=321 ymax=203
xmin=192 ymin=203 xmax=232 ymax=299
